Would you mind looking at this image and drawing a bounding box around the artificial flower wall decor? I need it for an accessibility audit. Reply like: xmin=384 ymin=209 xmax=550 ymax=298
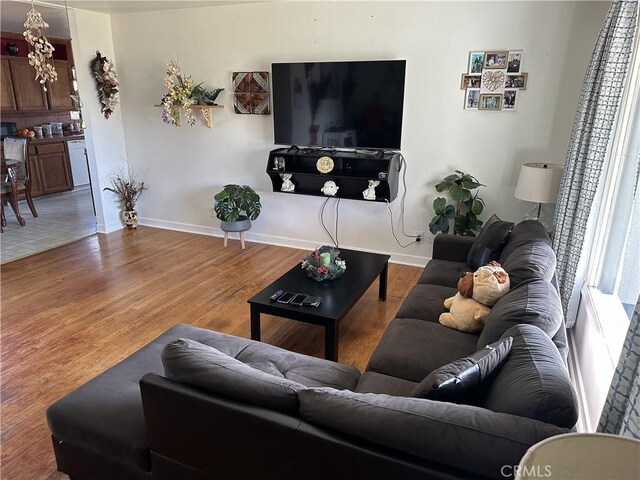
xmin=90 ymin=51 xmax=119 ymax=119
xmin=162 ymin=59 xmax=197 ymax=126
xmin=160 ymin=58 xmax=225 ymax=127
xmin=23 ymin=6 xmax=57 ymax=91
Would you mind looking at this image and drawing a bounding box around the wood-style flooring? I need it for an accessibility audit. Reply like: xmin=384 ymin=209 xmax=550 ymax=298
xmin=0 ymin=227 xmax=422 ymax=479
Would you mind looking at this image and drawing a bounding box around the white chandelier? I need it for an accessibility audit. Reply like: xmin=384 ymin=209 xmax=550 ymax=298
xmin=23 ymin=5 xmax=58 ymax=91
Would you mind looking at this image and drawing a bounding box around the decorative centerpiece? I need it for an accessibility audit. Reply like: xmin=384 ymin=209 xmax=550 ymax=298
xmin=301 ymin=247 xmax=346 ymax=282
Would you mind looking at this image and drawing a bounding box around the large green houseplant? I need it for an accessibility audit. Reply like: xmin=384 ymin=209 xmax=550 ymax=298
xmin=428 ymin=170 xmax=485 ymax=236
xmin=213 ymin=184 xmax=261 ymax=227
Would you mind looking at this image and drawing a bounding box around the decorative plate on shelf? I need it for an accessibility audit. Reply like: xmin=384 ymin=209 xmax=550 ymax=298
xmin=316 ymin=156 xmax=334 ymax=174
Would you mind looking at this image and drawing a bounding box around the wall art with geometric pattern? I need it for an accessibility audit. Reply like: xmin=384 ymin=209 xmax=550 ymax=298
xmin=461 ymin=50 xmax=528 ymax=111
xmin=232 ymin=71 xmax=270 ymax=115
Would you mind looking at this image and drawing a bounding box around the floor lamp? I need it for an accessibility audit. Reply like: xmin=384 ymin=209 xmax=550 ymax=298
xmin=514 ymin=163 xmax=563 ymax=231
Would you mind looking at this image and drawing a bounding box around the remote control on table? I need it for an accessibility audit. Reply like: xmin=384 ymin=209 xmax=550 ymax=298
xmin=269 ymin=290 xmax=284 ymax=301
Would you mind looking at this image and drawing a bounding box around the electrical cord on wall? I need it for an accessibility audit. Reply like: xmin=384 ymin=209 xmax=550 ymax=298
xmin=334 ymin=198 xmax=341 ymax=247
xmin=320 ymin=197 xmax=339 ymax=247
xmin=318 ymin=152 xmax=417 ymax=249
xmin=385 ymin=153 xmax=420 ymax=248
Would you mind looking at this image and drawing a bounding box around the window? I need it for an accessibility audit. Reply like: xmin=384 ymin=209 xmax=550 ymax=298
xmin=587 ymin=44 xmax=640 ymax=327
xmin=570 ymin=30 xmax=639 ymax=432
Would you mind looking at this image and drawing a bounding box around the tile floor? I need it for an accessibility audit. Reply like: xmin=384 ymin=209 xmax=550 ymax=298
xmin=1 ymin=188 xmax=96 ymax=264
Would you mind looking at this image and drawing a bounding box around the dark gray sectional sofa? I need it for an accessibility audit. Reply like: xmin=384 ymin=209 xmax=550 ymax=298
xmin=47 ymin=220 xmax=577 ymax=480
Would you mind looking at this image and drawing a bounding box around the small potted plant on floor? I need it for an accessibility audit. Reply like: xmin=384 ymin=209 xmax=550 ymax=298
xmin=213 ymin=184 xmax=261 ymax=249
xmin=104 ymin=168 xmax=147 ymax=229
xmin=429 ymin=170 xmax=485 ymax=236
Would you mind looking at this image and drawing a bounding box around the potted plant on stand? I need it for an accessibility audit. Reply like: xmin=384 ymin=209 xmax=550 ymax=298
xmin=213 ymin=184 xmax=261 ymax=249
xmin=104 ymin=168 xmax=147 ymax=229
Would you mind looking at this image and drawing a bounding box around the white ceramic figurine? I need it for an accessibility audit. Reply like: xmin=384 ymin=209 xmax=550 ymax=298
xmin=280 ymin=173 xmax=295 ymax=192
xmin=363 ymin=180 xmax=380 ymax=200
xmin=321 ymin=180 xmax=339 ymax=196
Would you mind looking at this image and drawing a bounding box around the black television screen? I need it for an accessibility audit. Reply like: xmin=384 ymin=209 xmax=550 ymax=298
xmin=272 ymin=60 xmax=406 ymax=150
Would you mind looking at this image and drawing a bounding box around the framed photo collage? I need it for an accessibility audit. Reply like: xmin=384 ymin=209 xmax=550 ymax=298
xmin=461 ymin=50 xmax=528 ymax=111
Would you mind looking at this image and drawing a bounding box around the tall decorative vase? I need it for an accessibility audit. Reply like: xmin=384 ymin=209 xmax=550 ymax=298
xmin=123 ymin=209 xmax=138 ymax=229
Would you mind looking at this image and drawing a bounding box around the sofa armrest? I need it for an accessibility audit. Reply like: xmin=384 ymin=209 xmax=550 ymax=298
xmin=432 ymin=234 xmax=475 ymax=263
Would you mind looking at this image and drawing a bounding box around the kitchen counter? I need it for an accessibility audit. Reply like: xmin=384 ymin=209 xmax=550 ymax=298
xmin=26 ymin=133 xmax=85 ymax=145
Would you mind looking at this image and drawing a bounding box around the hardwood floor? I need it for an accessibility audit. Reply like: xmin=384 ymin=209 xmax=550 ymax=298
xmin=0 ymin=227 xmax=422 ymax=479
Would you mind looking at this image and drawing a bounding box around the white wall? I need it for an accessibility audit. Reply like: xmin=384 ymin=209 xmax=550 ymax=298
xmin=104 ymin=1 xmax=607 ymax=264
xmin=69 ymin=8 xmax=128 ymax=232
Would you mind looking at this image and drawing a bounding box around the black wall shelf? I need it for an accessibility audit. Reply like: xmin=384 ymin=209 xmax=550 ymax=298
xmin=266 ymin=148 xmax=400 ymax=202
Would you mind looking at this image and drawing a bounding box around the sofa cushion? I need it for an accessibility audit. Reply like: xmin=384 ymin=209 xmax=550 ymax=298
xmin=467 ymin=215 xmax=514 ymax=270
xmin=163 ymin=339 xmax=306 ymax=415
xmin=366 ymin=318 xmax=478 ymax=382
xmin=299 ymin=387 xmax=570 ymax=480
xmin=417 ymin=259 xmax=470 ymax=288
xmin=395 ymin=284 xmax=457 ymax=322
xmin=477 ymin=279 xmax=563 ymax=349
xmin=478 ymin=325 xmax=578 ymax=428
xmin=411 ymin=337 xmax=512 ymax=401
xmin=355 ymin=371 xmax=418 ymax=396
xmin=498 ymin=220 xmax=551 ymax=264
xmin=502 ymin=240 xmax=557 ymax=288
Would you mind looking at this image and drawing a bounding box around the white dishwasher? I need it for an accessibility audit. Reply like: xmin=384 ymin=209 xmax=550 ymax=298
xmin=67 ymin=139 xmax=90 ymax=188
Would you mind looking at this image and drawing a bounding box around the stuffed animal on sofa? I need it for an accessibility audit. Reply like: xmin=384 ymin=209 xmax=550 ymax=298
xmin=439 ymin=261 xmax=510 ymax=333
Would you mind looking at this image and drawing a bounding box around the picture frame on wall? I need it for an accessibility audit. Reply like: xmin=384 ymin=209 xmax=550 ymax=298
xmin=503 ymin=90 xmax=517 ymax=110
xmin=505 ymin=73 xmax=528 ymax=89
xmin=507 ymin=51 xmax=523 ymax=73
xmin=465 ymin=88 xmax=480 ymax=109
xmin=460 ymin=74 xmax=482 ymax=89
xmin=468 ymin=51 xmax=485 ymax=74
xmin=484 ymin=51 xmax=508 ymax=69
xmin=479 ymin=93 xmax=503 ymax=110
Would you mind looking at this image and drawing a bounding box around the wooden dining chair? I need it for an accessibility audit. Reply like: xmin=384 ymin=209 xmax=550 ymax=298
xmin=2 ymin=137 xmax=37 ymax=227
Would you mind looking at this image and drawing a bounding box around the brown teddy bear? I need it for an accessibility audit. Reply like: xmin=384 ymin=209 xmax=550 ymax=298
xmin=439 ymin=261 xmax=510 ymax=333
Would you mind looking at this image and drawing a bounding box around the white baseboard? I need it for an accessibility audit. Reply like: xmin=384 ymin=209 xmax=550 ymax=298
xmin=96 ymin=220 xmax=124 ymax=234
xmin=138 ymin=216 xmax=429 ymax=267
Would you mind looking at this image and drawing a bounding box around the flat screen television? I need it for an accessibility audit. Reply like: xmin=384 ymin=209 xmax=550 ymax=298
xmin=272 ymin=60 xmax=406 ymax=150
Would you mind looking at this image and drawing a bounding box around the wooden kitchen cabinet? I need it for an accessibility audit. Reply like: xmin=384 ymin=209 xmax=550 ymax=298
xmin=1 ymin=58 xmax=16 ymax=111
xmin=1 ymin=33 xmax=76 ymax=112
xmin=9 ymin=57 xmax=49 ymax=111
xmin=28 ymin=155 xmax=44 ymax=197
xmin=46 ymin=60 xmax=74 ymax=110
xmin=35 ymin=143 xmax=72 ymax=195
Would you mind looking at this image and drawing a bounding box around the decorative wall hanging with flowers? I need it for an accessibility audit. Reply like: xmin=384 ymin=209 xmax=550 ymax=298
xmin=23 ymin=6 xmax=57 ymax=91
xmin=160 ymin=58 xmax=224 ymax=127
xmin=162 ymin=59 xmax=197 ymax=126
xmin=90 ymin=51 xmax=119 ymax=119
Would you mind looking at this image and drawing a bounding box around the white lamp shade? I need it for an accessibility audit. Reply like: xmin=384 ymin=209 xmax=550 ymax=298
xmin=515 ymin=163 xmax=563 ymax=204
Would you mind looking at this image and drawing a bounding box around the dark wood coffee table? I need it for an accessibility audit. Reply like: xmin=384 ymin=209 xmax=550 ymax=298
xmin=248 ymin=248 xmax=390 ymax=361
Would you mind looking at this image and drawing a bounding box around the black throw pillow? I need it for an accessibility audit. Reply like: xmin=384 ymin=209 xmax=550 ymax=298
xmin=411 ymin=337 xmax=513 ymax=402
xmin=467 ymin=215 xmax=514 ymax=270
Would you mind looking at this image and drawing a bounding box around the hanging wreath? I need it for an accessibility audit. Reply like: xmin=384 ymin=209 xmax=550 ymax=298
xmin=90 ymin=51 xmax=119 ymax=119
